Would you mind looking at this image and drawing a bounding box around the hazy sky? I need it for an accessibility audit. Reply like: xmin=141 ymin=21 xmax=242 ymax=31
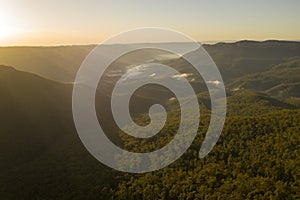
xmin=0 ymin=0 xmax=299 ymax=45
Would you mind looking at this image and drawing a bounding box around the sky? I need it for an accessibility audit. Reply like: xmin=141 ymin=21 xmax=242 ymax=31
xmin=0 ymin=0 xmax=299 ymax=46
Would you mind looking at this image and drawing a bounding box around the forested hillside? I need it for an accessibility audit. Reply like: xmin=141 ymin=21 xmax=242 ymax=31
xmin=0 ymin=40 xmax=299 ymax=199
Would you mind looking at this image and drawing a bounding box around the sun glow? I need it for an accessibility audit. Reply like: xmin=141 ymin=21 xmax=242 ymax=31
xmin=0 ymin=9 xmax=22 ymax=40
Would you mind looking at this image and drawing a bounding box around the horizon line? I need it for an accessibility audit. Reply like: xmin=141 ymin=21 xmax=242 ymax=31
xmin=0 ymin=39 xmax=299 ymax=48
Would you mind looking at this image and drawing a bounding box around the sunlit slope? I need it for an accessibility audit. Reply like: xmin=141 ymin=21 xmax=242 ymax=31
xmin=228 ymin=58 xmax=300 ymax=99
xmin=0 ymin=46 xmax=94 ymax=82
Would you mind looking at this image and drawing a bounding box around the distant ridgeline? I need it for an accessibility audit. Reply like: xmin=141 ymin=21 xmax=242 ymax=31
xmin=0 ymin=40 xmax=299 ymax=100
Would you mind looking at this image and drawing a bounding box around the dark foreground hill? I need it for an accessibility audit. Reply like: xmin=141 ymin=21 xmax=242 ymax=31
xmin=0 ymin=66 xmax=117 ymax=199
